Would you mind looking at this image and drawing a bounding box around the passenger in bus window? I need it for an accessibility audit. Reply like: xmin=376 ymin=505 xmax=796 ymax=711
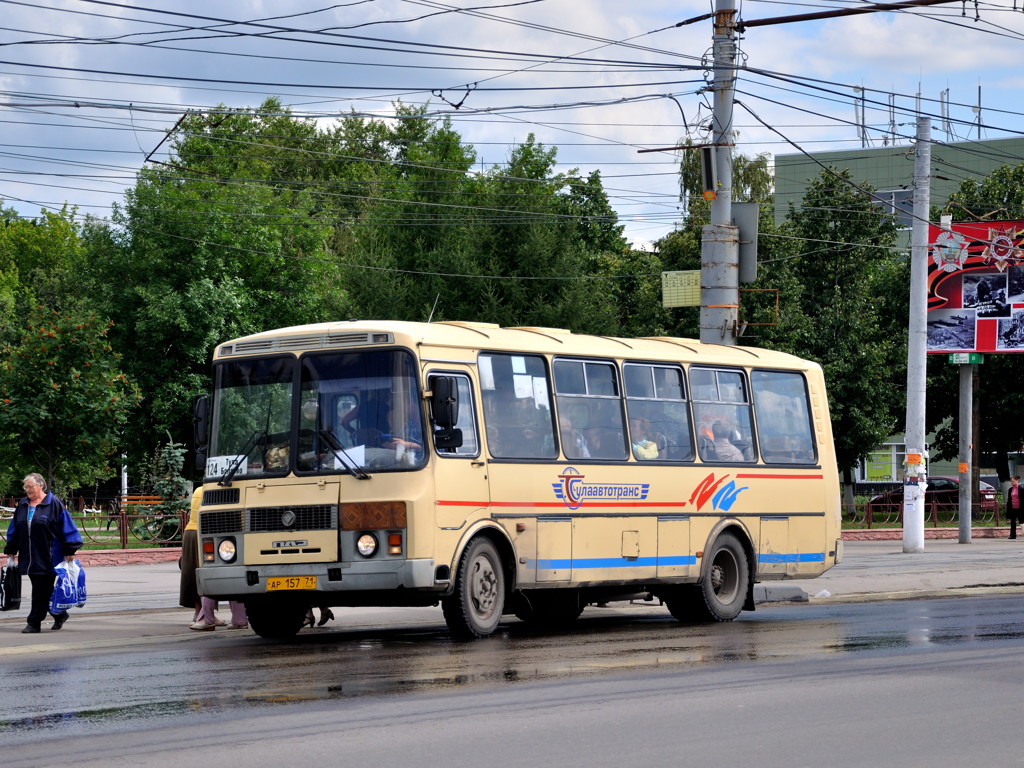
xmin=347 ymin=392 xmax=423 ymax=466
xmin=712 ymin=421 xmax=745 ymax=462
xmin=381 ymin=392 xmax=423 ymax=453
xmin=629 ymin=417 xmax=659 ymax=460
xmin=559 ymin=413 xmax=590 ymax=459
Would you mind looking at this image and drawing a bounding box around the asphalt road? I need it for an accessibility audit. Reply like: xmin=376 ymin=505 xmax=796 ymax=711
xmin=4 ymin=593 xmax=1024 ymax=767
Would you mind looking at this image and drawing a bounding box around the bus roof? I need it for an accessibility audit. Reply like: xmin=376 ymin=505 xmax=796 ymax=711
xmin=214 ymin=320 xmax=819 ymax=371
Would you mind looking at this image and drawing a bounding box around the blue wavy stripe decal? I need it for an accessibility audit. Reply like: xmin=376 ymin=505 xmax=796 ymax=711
xmin=757 ymin=552 xmax=826 ymax=564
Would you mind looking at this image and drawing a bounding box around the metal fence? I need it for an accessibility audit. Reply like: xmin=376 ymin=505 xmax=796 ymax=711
xmin=1 ymin=495 xmax=186 ymax=549
xmin=844 ymin=498 xmax=1004 ymax=529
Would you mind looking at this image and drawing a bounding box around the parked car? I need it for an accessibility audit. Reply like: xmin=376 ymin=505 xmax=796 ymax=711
xmin=866 ymin=476 xmax=997 ymax=518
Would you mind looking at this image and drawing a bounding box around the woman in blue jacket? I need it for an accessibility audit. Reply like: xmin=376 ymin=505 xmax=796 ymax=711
xmin=3 ymin=473 xmax=82 ymax=633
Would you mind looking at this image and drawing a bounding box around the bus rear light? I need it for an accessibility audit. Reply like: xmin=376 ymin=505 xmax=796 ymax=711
xmin=388 ymin=532 xmax=403 ymax=555
xmin=341 ymin=501 xmax=407 ymax=530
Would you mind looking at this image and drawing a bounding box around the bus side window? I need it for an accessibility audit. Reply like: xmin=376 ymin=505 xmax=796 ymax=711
xmin=554 ymin=358 xmax=626 ymax=460
xmin=480 ymin=353 xmax=557 ymax=460
xmin=690 ymin=366 xmax=755 ymax=464
xmin=751 ymin=370 xmax=816 ymax=464
xmin=624 ymin=363 xmax=692 ymax=462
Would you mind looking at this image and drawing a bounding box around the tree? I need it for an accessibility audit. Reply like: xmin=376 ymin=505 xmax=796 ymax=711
xmin=150 ymin=437 xmax=192 ymax=517
xmin=780 ymin=168 xmax=907 ymax=493
xmin=76 ymin=99 xmax=638 ymax=477
xmin=78 ymin=99 xmax=340 ymax=477
xmin=338 ymin=122 xmax=623 ymax=334
xmin=0 ymin=204 xmax=89 ymax=346
xmin=0 ymin=307 xmax=140 ymax=495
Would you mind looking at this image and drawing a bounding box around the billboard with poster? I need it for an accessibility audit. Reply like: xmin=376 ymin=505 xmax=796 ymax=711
xmin=927 ymin=221 xmax=1024 ymax=353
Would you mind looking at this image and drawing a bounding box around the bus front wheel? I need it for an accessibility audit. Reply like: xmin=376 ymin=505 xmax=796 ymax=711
xmin=246 ymin=598 xmax=308 ymax=639
xmin=442 ymin=537 xmax=505 ymax=639
xmin=666 ymin=532 xmax=749 ymax=622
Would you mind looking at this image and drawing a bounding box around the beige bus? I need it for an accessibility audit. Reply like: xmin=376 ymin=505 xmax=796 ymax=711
xmin=193 ymin=320 xmax=842 ymax=639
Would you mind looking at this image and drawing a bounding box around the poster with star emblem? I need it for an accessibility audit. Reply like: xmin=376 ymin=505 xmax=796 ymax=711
xmin=927 ymin=221 xmax=1024 ymax=352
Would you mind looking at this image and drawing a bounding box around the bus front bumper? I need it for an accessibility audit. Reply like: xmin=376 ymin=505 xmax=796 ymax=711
xmin=196 ymin=557 xmax=439 ymax=599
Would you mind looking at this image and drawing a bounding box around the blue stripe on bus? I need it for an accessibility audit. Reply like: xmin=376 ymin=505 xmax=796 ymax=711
xmin=534 ymin=552 xmax=826 ymax=570
xmin=757 ymin=552 xmax=826 ymax=564
xmin=536 ymin=555 xmax=696 ymax=570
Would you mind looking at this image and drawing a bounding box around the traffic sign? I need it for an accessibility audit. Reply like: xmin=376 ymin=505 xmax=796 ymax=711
xmin=948 ymin=353 xmax=984 ymax=364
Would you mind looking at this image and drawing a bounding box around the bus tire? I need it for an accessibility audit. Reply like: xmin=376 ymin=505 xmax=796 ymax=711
xmin=666 ymin=532 xmax=748 ymax=622
xmin=442 ymin=537 xmax=505 ymax=639
xmin=245 ymin=598 xmax=308 ymax=639
xmin=513 ymin=589 xmax=583 ymax=629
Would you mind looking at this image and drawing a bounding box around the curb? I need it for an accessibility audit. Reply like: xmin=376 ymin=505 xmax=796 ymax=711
xmin=74 ymin=548 xmax=181 ymax=567
xmin=754 ymin=585 xmax=808 ymax=604
xmin=842 ymin=527 xmax=1012 ymax=540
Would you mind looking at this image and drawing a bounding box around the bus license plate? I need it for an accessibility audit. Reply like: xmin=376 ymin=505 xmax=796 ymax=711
xmin=266 ymin=575 xmax=317 ymax=591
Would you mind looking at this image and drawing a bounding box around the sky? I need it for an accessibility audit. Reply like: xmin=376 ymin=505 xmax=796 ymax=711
xmin=2 ymin=0 xmax=1024 ymax=250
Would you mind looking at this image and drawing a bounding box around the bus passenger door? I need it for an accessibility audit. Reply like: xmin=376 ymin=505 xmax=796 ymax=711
xmin=429 ymin=372 xmax=491 ymax=530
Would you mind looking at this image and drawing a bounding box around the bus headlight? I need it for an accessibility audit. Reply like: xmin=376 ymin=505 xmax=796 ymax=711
xmin=218 ymin=538 xmax=237 ymax=563
xmin=356 ymin=533 xmax=378 ymax=558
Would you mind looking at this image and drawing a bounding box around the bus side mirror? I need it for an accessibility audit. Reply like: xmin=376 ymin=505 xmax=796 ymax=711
xmin=430 ymin=376 xmax=463 ymax=450
xmin=430 ymin=377 xmax=459 ymax=429
xmin=193 ymin=395 xmax=209 ymax=472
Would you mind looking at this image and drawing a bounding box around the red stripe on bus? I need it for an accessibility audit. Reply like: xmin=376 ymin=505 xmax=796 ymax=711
xmin=437 ymin=500 xmax=690 ymax=508
xmin=735 ymin=474 xmax=824 ymax=479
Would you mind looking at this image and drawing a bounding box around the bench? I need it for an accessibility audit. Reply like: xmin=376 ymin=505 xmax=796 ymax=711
xmin=119 ymin=494 xmax=164 ymax=512
xmin=95 ymin=495 xmax=166 ymax=532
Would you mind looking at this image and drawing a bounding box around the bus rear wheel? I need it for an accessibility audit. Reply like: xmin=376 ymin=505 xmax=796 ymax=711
xmin=442 ymin=537 xmax=505 ymax=639
xmin=666 ymin=532 xmax=749 ymax=622
xmin=246 ymin=598 xmax=308 ymax=639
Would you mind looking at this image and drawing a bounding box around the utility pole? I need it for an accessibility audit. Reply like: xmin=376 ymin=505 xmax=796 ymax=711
xmin=903 ymin=114 xmax=931 ymax=554
xmin=701 ymin=1 xmax=957 ymax=550
xmin=700 ymin=0 xmax=739 ymax=346
xmin=697 ymin=0 xmax=960 ymax=347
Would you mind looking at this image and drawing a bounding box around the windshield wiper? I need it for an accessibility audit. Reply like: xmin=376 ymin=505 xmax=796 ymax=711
xmin=218 ymin=428 xmax=267 ymax=486
xmin=318 ymin=428 xmax=370 ymax=480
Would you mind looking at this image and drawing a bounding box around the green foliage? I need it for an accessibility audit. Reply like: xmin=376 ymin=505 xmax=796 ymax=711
xmin=0 ymin=306 xmax=140 ymax=495
xmin=150 ymin=437 xmax=191 ymax=515
xmin=336 ymin=120 xmax=623 ymax=333
xmin=774 ymin=168 xmax=906 ymax=474
xmin=76 ymin=99 xmax=340 ymax=475
xmin=0 ymin=205 xmax=89 ymax=347
xmin=945 ymin=164 xmax=1024 ymax=220
xmin=65 ymin=100 xmax=636 ymax=476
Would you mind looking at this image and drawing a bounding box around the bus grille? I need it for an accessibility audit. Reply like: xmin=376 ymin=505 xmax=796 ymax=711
xmin=203 ymin=488 xmax=241 ymax=506
xmin=200 ymin=509 xmax=244 ymax=535
xmin=248 ymin=505 xmax=336 ymax=533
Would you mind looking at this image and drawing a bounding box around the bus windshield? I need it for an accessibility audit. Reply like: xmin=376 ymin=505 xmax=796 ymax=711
xmin=206 ymin=348 xmax=425 ymax=481
xmin=207 ymin=356 xmax=294 ymax=481
xmin=297 ymin=349 xmax=425 ymax=473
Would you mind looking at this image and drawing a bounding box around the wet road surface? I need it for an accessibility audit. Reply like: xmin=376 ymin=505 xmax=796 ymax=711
xmin=5 ymin=595 xmax=1024 ymax=719
xmin=4 ymin=594 xmax=1024 ymax=766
